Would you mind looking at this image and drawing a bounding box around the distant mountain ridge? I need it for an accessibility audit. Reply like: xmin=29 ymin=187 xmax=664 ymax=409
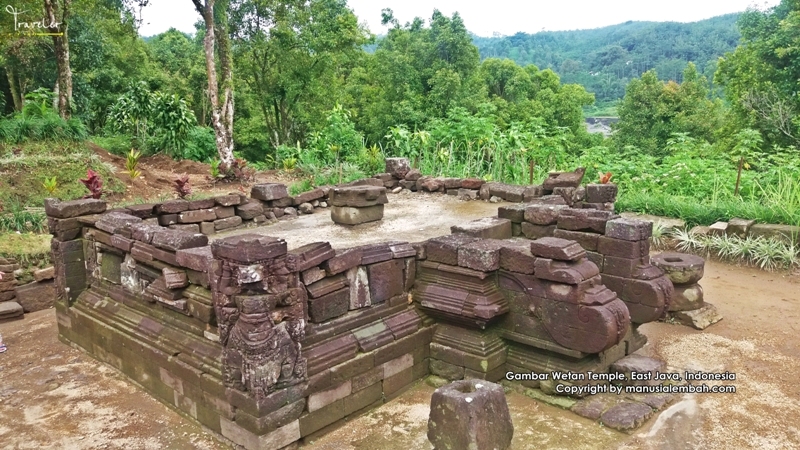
xmin=471 ymin=14 xmax=741 ymax=105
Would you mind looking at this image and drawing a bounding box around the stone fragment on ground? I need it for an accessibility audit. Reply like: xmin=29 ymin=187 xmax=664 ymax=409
xmin=600 ymin=402 xmax=654 ymax=432
xmin=671 ymin=302 xmax=722 ymax=329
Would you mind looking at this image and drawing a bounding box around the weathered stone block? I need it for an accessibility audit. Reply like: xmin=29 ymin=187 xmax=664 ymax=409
xmin=96 ymin=211 xmax=143 ymax=234
xmin=169 ymin=223 xmax=200 ymax=233
xmin=157 ymin=199 xmax=190 ymax=214
xmin=44 ymin=198 xmax=107 ymax=218
xmin=669 ymin=283 xmax=704 ymax=312
xmin=346 ymin=266 xmax=371 ymax=309
xmin=404 ymin=169 xmax=422 ymax=181
xmin=292 ymin=189 xmax=325 ymax=206
xmin=427 ymin=234 xmax=479 ymax=266
xmin=14 ymin=280 xmax=55 ymax=312
xmin=321 ymin=248 xmax=363 ymax=276
xmin=598 ymin=236 xmax=650 ymax=259
xmin=605 ymin=218 xmax=653 ymax=241
xmin=497 ymin=204 xmax=527 ymax=223
xmin=235 ymin=202 xmax=264 ymax=220
xmin=385 ymin=157 xmax=411 ymax=179
xmin=158 ymin=214 xmax=178 ymax=227
xmin=554 ymin=229 xmax=601 ymax=251
xmin=709 ymin=221 xmax=728 ymax=236
xmin=151 ymin=229 xmax=208 ymax=252
xmin=287 ymin=242 xmax=335 ymax=272
xmin=671 ymin=302 xmax=722 ymax=329
xmin=602 ymin=255 xmax=650 ymax=278
xmin=452 ymin=217 xmax=512 ymax=240
xmin=585 ymin=183 xmax=618 ymax=203
xmin=610 ymin=354 xmax=666 ymax=387
xmin=214 ymin=194 xmax=241 ymax=207
xmin=458 ymin=239 xmax=504 ymax=272
xmin=33 ymin=266 xmax=55 ymax=282
xmin=427 ymin=380 xmax=513 ymax=450
xmin=557 ymin=209 xmax=617 ymax=234
xmin=520 ymin=223 xmax=555 ymax=239
xmin=542 ymin=167 xmax=586 ymax=190
xmin=174 ymin=246 xmax=213 ymax=272
xmin=534 ymin=258 xmax=599 ymax=284
xmin=308 ymin=288 xmax=350 ymax=323
xmin=188 ymin=198 xmax=216 ymax=210
xmin=0 ymin=301 xmax=23 ymax=321
xmin=125 ymin=203 xmax=157 ymax=219
xmin=353 ymin=321 xmax=394 ymax=352
xmin=306 ymin=274 xmax=348 ymax=299
xmin=498 ymin=239 xmax=537 ymax=274
xmin=211 ymin=234 xmax=287 ymax=263
xmin=330 ymin=205 xmax=384 ymax=225
xmin=367 ymin=259 xmax=404 ymax=304
xmin=600 ymin=402 xmax=654 ymax=432
xmin=330 ymin=186 xmax=388 ymax=208
xmin=178 ymin=209 xmax=216 ymax=224
xmin=651 ymin=252 xmax=704 ymax=285
xmin=523 ymin=204 xmax=568 ymax=225
xmin=530 ymin=237 xmax=587 ymax=261
xmin=488 ymin=183 xmax=525 ymax=202
xmin=727 ymin=218 xmax=756 ymax=237
xmin=214 ymin=216 xmax=243 ymax=231
xmin=251 ymin=183 xmax=289 ymax=201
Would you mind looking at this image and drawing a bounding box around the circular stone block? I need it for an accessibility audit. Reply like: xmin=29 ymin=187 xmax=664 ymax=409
xmin=428 ymin=379 xmax=513 ymax=450
xmin=651 ymin=252 xmax=705 ymax=285
xmin=669 ymin=283 xmax=704 ymax=312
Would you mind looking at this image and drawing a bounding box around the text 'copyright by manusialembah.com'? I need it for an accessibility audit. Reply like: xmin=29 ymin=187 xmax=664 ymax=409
xmin=505 ymin=370 xmax=737 ymax=396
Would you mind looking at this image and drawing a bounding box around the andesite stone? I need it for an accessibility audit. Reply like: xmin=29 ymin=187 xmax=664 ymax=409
xmin=251 ymin=183 xmax=289 ymax=201
xmin=427 ymin=379 xmax=513 ymax=450
xmin=44 ymin=198 xmax=107 ymax=219
xmin=211 ymin=234 xmax=288 ymax=263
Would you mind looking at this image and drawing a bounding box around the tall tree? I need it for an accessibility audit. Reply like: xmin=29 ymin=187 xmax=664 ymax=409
xmin=43 ymin=0 xmax=73 ymax=118
xmin=191 ymin=0 xmax=235 ymax=168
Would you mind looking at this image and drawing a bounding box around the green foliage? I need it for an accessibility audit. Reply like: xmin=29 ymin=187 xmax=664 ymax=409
xmin=209 ymin=158 xmax=222 ymax=180
xmin=473 ymin=14 xmax=741 ymax=104
xmin=0 ymin=142 xmax=125 ymax=207
xmin=0 ymin=89 xmax=88 ymax=143
xmin=125 ymin=149 xmax=142 ymax=179
xmin=42 ymin=177 xmax=58 ymax=195
xmin=613 ymin=65 xmax=723 ymax=155
xmin=0 ymin=232 xmax=51 ymax=268
xmin=107 ymin=82 xmax=196 ymax=156
xmin=672 ymin=229 xmax=798 ymax=271
xmin=0 ymin=200 xmax=47 ymax=234
xmin=289 ymin=179 xmax=314 ymax=196
xmin=716 ymin=1 xmax=800 ymax=148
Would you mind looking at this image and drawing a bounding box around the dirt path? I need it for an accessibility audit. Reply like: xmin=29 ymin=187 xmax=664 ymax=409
xmin=1 ymin=243 xmax=798 ymax=448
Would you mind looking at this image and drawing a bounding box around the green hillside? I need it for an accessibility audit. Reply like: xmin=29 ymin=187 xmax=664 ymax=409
xmin=472 ymin=14 xmax=741 ymax=106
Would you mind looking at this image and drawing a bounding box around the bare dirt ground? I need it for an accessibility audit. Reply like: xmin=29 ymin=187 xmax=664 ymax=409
xmin=1 ymin=194 xmax=799 ymax=449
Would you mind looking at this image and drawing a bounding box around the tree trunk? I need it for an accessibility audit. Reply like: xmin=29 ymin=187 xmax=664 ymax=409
xmin=44 ymin=0 xmax=73 ymax=119
xmin=6 ymin=67 xmax=22 ymax=111
xmin=192 ymin=0 xmax=235 ymax=169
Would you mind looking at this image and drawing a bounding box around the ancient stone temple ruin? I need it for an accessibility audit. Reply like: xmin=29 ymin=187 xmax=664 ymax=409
xmin=48 ymin=160 xmax=676 ymax=449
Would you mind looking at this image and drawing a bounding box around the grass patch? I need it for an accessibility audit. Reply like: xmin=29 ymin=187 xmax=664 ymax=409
xmin=617 ymin=192 xmax=800 ymax=227
xmin=0 ymin=232 xmax=51 ymax=268
xmin=0 ymin=141 xmax=125 ymax=208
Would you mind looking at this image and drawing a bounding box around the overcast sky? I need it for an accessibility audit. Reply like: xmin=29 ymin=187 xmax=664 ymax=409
xmin=139 ymin=0 xmax=780 ymax=38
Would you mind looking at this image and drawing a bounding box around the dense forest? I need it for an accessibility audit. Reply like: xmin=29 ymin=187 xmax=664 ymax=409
xmin=1 ymin=0 xmax=799 ymax=234
xmin=473 ymin=14 xmax=742 ymax=106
